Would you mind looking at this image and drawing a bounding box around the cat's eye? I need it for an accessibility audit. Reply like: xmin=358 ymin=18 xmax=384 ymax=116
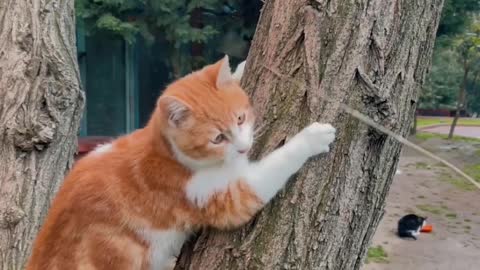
xmin=211 ymin=133 xmax=226 ymax=144
xmin=237 ymin=113 xmax=246 ymax=125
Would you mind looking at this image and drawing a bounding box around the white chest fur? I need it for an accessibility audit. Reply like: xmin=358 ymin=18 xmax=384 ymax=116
xmin=137 ymin=229 xmax=187 ymax=270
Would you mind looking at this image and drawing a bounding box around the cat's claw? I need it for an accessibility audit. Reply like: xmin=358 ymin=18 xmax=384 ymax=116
xmin=296 ymin=123 xmax=336 ymax=156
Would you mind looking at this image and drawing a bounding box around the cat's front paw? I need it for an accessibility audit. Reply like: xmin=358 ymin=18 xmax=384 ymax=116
xmin=296 ymin=123 xmax=336 ymax=156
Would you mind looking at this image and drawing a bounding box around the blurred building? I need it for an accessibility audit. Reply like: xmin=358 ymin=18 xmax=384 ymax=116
xmin=75 ymin=1 xmax=261 ymax=150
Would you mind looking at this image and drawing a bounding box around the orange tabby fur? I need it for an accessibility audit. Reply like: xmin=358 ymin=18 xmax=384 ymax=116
xmin=26 ymin=58 xmax=261 ymax=270
xmin=26 ymin=56 xmax=336 ymax=270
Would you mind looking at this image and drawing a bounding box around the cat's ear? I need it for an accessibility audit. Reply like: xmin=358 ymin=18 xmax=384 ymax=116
xmin=232 ymin=60 xmax=246 ymax=83
xmin=204 ymin=55 xmax=244 ymax=88
xmin=216 ymin=55 xmax=234 ymax=88
xmin=158 ymin=96 xmax=191 ymax=127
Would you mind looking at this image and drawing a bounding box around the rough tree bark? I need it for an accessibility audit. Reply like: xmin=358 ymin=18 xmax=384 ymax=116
xmin=176 ymin=0 xmax=443 ymax=269
xmin=0 ymin=0 xmax=84 ymax=269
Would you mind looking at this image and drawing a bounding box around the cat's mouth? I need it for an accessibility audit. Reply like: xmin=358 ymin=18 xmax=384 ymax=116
xmin=237 ymin=149 xmax=250 ymax=155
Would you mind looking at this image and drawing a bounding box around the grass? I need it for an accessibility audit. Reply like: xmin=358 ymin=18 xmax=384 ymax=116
xmin=440 ymin=172 xmax=476 ymax=191
xmin=464 ymin=164 xmax=480 ymax=183
xmin=415 ymin=162 xmax=430 ymax=169
xmin=417 ymin=204 xmax=457 ymax=219
xmin=435 ymin=162 xmax=448 ymax=167
xmin=417 ymin=117 xmax=480 ymax=128
xmin=415 ymin=132 xmax=480 ymax=143
xmin=417 ymin=195 xmax=426 ymax=199
xmin=417 ymin=204 xmax=444 ymax=215
xmin=445 ymin=213 xmax=457 ymax=219
xmin=366 ymin=245 xmax=389 ymax=264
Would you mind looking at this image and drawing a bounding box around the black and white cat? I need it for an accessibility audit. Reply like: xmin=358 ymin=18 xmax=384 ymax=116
xmin=397 ymin=214 xmax=427 ymax=240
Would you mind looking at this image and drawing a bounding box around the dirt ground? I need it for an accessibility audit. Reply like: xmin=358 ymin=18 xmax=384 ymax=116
xmin=362 ymin=138 xmax=480 ymax=270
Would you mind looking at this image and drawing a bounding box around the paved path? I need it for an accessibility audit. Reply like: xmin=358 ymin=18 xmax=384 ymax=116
xmin=422 ymin=125 xmax=480 ymax=138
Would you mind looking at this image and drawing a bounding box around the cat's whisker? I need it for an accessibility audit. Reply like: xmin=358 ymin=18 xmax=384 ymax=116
xmin=254 ymin=123 xmax=266 ymax=134
xmin=254 ymin=123 xmax=267 ymax=139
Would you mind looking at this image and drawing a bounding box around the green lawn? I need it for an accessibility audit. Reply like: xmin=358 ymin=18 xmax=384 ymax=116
xmin=440 ymin=172 xmax=477 ymax=191
xmin=415 ymin=132 xmax=480 ymax=143
xmin=417 ymin=117 xmax=480 ymax=128
xmin=465 ymin=164 xmax=480 ymax=182
xmin=366 ymin=245 xmax=389 ymax=264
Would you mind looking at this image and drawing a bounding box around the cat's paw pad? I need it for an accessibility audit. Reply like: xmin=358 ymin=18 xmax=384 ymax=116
xmin=298 ymin=123 xmax=336 ymax=155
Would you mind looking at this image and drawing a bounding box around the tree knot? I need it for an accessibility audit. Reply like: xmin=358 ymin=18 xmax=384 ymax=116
xmin=0 ymin=205 xmax=26 ymax=229
xmin=10 ymin=117 xmax=56 ymax=152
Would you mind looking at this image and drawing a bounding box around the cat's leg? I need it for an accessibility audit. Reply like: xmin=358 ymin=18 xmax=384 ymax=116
xmin=74 ymin=227 xmax=150 ymax=270
xmin=407 ymin=230 xmax=418 ymax=240
xmin=245 ymin=123 xmax=336 ymax=203
xmin=187 ymin=123 xmax=335 ymax=228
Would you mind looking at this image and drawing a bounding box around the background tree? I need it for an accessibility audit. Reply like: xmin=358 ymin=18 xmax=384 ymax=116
xmin=448 ymin=24 xmax=480 ymax=139
xmin=437 ymin=0 xmax=480 ymax=36
xmin=0 ymin=0 xmax=84 ymax=269
xmin=467 ymin=68 xmax=480 ymax=114
xmin=76 ymin=0 xmax=261 ymax=78
xmin=174 ymin=0 xmax=444 ymax=269
xmin=419 ymin=0 xmax=480 ymax=119
xmin=411 ymin=47 xmax=461 ymax=135
xmin=423 ymin=45 xmax=463 ymax=110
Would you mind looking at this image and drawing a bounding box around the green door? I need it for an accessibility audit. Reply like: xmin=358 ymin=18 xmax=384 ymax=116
xmin=85 ymin=34 xmax=127 ymax=136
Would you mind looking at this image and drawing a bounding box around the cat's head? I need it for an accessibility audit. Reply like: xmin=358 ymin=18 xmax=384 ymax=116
xmin=419 ymin=216 xmax=427 ymax=227
xmin=155 ymin=56 xmax=254 ymax=169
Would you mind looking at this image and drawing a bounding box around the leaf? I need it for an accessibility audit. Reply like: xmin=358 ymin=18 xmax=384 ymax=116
xmin=96 ymin=13 xmax=139 ymax=43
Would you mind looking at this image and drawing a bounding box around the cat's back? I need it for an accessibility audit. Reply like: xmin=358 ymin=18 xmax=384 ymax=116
xmin=26 ymin=129 xmax=154 ymax=270
xmin=42 ymin=128 xmax=156 ymax=223
xmin=397 ymin=214 xmax=422 ymax=232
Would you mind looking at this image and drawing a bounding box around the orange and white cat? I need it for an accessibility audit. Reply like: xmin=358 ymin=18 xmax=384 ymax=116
xmin=26 ymin=56 xmax=336 ymax=270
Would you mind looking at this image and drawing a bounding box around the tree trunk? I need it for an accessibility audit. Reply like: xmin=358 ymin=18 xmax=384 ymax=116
xmin=448 ymin=64 xmax=468 ymax=139
xmin=0 ymin=1 xmax=84 ymax=269
xmin=411 ymin=108 xmax=418 ymax=135
xmin=175 ymin=0 xmax=444 ymax=269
